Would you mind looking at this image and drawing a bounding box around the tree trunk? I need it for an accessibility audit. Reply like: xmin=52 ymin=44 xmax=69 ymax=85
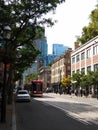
xmin=7 ymin=67 xmax=13 ymax=104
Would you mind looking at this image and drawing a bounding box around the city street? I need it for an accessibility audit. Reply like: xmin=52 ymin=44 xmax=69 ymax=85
xmin=15 ymin=93 xmax=98 ymax=130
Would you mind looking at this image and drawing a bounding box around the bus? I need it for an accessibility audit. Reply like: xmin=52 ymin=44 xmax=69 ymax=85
xmin=29 ymin=80 xmax=43 ymax=97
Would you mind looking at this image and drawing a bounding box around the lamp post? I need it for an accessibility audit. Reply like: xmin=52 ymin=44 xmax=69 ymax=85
xmin=1 ymin=26 xmax=11 ymax=122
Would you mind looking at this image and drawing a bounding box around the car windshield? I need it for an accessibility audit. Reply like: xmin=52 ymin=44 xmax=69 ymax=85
xmin=18 ymin=91 xmax=28 ymax=94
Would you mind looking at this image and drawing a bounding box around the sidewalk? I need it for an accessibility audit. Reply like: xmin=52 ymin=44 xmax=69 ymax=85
xmin=0 ymin=98 xmax=16 ymax=130
xmin=0 ymin=104 xmax=12 ymax=130
xmin=44 ymin=92 xmax=98 ymax=107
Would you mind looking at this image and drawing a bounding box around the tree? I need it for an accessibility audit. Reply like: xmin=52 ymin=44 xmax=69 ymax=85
xmin=0 ymin=0 xmax=66 ymax=86
xmin=80 ymin=73 xmax=92 ymax=97
xmin=25 ymin=74 xmax=37 ymax=84
xmin=62 ymin=77 xmax=71 ymax=88
xmin=0 ymin=0 xmax=65 ymax=71
xmin=0 ymin=0 xmax=65 ymax=122
xmin=91 ymin=69 xmax=98 ymax=98
xmin=71 ymin=72 xmax=82 ymax=89
xmin=76 ymin=4 xmax=98 ymax=45
xmin=61 ymin=77 xmax=71 ymax=94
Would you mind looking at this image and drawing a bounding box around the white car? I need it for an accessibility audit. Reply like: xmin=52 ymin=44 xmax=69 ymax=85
xmin=16 ymin=90 xmax=31 ymax=102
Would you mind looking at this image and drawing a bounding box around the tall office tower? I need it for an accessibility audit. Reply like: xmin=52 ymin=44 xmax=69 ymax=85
xmin=35 ymin=28 xmax=48 ymax=66
xmin=35 ymin=37 xmax=48 ymax=67
xmin=22 ymin=28 xmax=48 ymax=83
xmin=46 ymin=54 xmax=58 ymax=66
xmin=52 ymin=44 xmax=69 ymax=56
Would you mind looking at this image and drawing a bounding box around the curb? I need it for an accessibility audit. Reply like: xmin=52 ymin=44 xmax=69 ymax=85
xmin=12 ymin=98 xmax=16 ymax=130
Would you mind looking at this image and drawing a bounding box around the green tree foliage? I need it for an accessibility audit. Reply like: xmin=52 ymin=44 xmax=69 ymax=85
xmin=90 ymin=69 xmax=98 ymax=97
xmin=72 ymin=70 xmax=98 ymax=97
xmin=0 ymin=0 xmax=65 ymax=104
xmin=71 ymin=72 xmax=83 ymax=88
xmin=25 ymin=74 xmax=37 ymax=84
xmin=0 ymin=0 xmax=65 ymax=75
xmin=61 ymin=77 xmax=71 ymax=88
xmin=76 ymin=4 xmax=98 ymax=44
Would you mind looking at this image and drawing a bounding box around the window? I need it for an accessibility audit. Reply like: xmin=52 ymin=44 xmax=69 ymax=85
xmin=93 ymin=45 xmax=98 ymax=55
xmin=68 ymin=59 xmax=71 ymax=63
xmin=76 ymin=69 xmax=80 ymax=73
xmin=72 ymin=57 xmax=75 ymax=63
xmin=81 ymin=68 xmax=85 ymax=73
xmin=87 ymin=49 xmax=91 ymax=58
xmin=67 ymin=66 xmax=70 ymax=71
xmin=87 ymin=66 xmax=91 ymax=72
xmin=72 ymin=71 xmax=75 ymax=74
xmin=81 ymin=52 xmax=85 ymax=60
xmin=76 ymin=55 xmax=80 ymax=62
xmin=94 ymin=64 xmax=98 ymax=71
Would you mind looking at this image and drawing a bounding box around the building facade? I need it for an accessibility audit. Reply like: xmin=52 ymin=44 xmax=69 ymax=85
xmin=38 ymin=66 xmax=51 ymax=90
xmin=71 ymin=36 xmax=98 ymax=75
xmin=35 ymin=38 xmax=48 ymax=66
xmin=52 ymin=44 xmax=69 ymax=56
xmin=51 ymin=48 xmax=72 ymax=90
xmin=46 ymin=54 xmax=58 ymax=66
xmin=23 ymin=29 xmax=48 ymax=83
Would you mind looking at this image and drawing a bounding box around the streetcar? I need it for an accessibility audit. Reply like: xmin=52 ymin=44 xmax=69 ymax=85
xmin=30 ymin=80 xmax=43 ymax=97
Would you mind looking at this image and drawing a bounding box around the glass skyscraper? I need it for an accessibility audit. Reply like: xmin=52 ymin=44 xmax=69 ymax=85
xmin=52 ymin=44 xmax=69 ymax=56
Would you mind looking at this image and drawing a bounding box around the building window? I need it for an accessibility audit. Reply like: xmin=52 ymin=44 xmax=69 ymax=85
xmin=87 ymin=49 xmax=91 ymax=58
xmin=68 ymin=59 xmax=71 ymax=63
xmin=87 ymin=66 xmax=91 ymax=73
xmin=76 ymin=55 xmax=80 ymax=62
xmin=94 ymin=64 xmax=98 ymax=71
xmin=76 ymin=69 xmax=80 ymax=73
xmin=68 ymin=66 xmax=70 ymax=70
xmin=72 ymin=57 xmax=75 ymax=63
xmin=72 ymin=71 xmax=75 ymax=74
xmin=93 ymin=45 xmax=98 ymax=55
xmin=81 ymin=68 xmax=85 ymax=73
xmin=81 ymin=52 xmax=85 ymax=60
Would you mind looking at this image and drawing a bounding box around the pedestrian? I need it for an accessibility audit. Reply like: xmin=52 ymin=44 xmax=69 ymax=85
xmin=80 ymin=89 xmax=83 ymax=97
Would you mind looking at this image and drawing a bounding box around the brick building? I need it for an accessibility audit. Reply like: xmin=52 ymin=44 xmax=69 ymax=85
xmin=71 ymin=36 xmax=98 ymax=75
xmin=51 ymin=48 xmax=72 ymax=91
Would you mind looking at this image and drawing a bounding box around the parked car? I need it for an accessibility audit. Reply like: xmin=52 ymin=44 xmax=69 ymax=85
xmin=16 ymin=90 xmax=31 ymax=102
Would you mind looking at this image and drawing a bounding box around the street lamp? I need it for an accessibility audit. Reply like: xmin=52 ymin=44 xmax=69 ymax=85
xmin=1 ymin=26 xmax=11 ymax=122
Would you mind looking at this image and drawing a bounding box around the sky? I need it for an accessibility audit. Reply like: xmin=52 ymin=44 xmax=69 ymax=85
xmin=45 ymin=0 xmax=98 ymax=54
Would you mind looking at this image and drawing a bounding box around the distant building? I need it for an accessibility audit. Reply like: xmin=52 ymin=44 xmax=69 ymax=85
xmin=46 ymin=54 xmax=58 ymax=66
xmin=38 ymin=66 xmax=51 ymax=90
xmin=52 ymin=44 xmax=69 ymax=56
xmin=23 ymin=28 xmax=48 ymax=83
xmin=51 ymin=48 xmax=72 ymax=91
xmin=35 ymin=38 xmax=48 ymax=66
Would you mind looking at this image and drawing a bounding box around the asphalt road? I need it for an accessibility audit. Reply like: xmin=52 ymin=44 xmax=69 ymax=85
xmin=15 ymin=95 xmax=98 ymax=130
